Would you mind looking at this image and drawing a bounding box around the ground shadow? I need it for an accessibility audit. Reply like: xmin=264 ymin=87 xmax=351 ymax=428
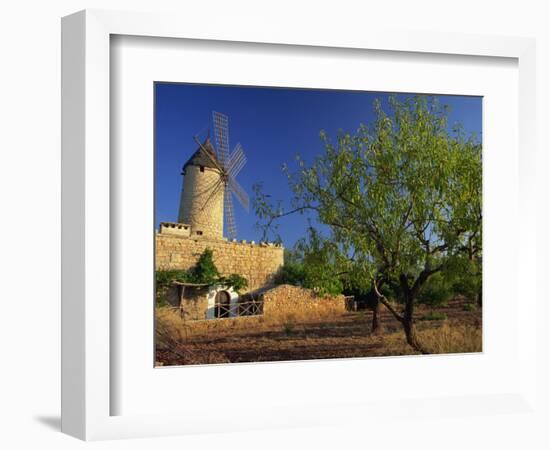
xmin=34 ymin=415 xmax=61 ymax=431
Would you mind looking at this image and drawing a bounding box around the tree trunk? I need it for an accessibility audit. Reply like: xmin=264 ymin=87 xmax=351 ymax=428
xmin=403 ymin=319 xmax=430 ymax=354
xmin=477 ymin=285 xmax=482 ymax=307
xmin=403 ymin=295 xmax=430 ymax=354
xmin=371 ymin=300 xmax=384 ymax=335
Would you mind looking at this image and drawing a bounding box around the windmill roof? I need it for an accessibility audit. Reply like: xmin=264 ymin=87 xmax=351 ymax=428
xmin=182 ymin=137 xmax=219 ymax=172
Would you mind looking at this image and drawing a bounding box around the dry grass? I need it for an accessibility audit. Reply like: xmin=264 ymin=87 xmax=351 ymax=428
xmin=156 ymin=307 xmax=270 ymax=341
xmin=156 ymin=304 xmax=482 ymax=366
xmin=155 ymin=305 xmax=344 ymax=341
xmin=381 ymin=322 xmax=482 ymax=355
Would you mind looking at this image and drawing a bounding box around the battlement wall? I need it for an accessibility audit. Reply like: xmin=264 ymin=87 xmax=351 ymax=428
xmin=155 ymin=233 xmax=284 ymax=292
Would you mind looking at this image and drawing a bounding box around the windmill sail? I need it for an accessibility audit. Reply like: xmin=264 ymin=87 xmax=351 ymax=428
xmin=185 ymin=111 xmax=249 ymax=240
xmin=227 ymin=143 xmax=246 ymax=178
xmin=228 ymin=176 xmax=249 ymax=211
xmin=212 ymin=111 xmax=230 ymax=167
xmin=224 ymin=184 xmax=237 ymax=240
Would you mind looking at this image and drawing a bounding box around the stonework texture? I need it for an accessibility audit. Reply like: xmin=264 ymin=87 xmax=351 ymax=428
xmin=165 ymin=285 xmax=210 ymax=320
xmin=159 ymin=222 xmax=191 ymax=237
xmin=261 ymin=284 xmax=346 ymax=318
xmin=156 ymin=233 xmax=284 ymax=292
xmin=177 ymin=165 xmax=224 ymax=239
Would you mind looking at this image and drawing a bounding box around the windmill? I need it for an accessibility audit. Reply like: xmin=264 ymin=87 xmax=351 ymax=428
xmin=178 ymin=111 xmax=249 ymax=241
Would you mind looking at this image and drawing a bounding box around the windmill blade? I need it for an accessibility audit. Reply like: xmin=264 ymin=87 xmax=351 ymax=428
xmin=228 ymin=176 xmax=250 ymax=211
xmin=200 ymin=177 xmax=224 ymax=210
xmin=212 ymin=111 xmax=230 ymax=167
xmin=228 ymin=143 xmax=247 ymax=177
xmin=224 ymin=184 xmax=237 ymax=240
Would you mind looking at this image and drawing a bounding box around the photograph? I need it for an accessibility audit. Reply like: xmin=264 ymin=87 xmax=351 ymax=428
xmin=154 ymin=83 xmax=483 ymax=366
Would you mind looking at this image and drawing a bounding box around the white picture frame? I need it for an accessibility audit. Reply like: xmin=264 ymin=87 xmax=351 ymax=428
xmin=61 ymin=9 xmax=537 ymax=441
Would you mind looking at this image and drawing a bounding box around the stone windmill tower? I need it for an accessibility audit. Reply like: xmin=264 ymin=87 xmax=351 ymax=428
xmin=177 ymin=111 xmax=249 ymax=240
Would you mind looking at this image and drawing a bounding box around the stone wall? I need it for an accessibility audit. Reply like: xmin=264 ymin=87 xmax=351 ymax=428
xmin=155 ymin=233 xmax=284 ymax=292
xmin=159 ymin=222 xmax=191 ymax=237
xmin=261 ymin=284 xmax=346 ymax=319
xmin=171 ymin=285 xmax=210 ymax=320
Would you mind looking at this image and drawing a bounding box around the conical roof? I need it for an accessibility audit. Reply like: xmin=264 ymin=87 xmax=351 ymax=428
xmin=182 ymin=137 xmax=220 ymax=172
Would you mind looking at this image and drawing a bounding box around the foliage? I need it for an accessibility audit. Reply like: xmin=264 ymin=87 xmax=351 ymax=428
xmin=417 ymin=255 xmax=482 ymax=306
xmin=416 ymin=272 xmax=452 ymax=307
xmin=155 ymin=269 xmax=191 ymax=305
xmin=447 ymin=256 xmax=482 ymax=302
xmin=188 ymin=248 xmax=219 ymax=284
xmin=463 ymin=303 xmax=478 ymax=312
xmin=219 ymin=273 xmax=248 ymax=293
xmin=274 ymin=262 xmax=306 ymax=286
xmin=274 ymin=228 xmax=344 ymax=295
xmin=155 ymin=269 xmax=191 ymax=286
xmin=253 ymin=95 xmax=482 ymax=352
xmin=420 ymin=311 xmax=448 ymax=321
xmin=155 ymin=249 xmax=248 ymax=296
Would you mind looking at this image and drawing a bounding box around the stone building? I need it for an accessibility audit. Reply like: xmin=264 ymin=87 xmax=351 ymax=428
xmin=165 ymin=281 xmax=240 ymax=321
xmin=157 ymin=137 xmax=284 ymax=319
xmin=176 ymin=138 xmax=224 ymax=240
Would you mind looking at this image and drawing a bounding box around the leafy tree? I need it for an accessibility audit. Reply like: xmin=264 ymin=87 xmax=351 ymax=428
xmin=275 ymin=228 xmax=345 ymax=295
xmin=274 ymin=249 xmax=307 ymax=286
xmin=445 ymin=254 xmax=482 ymax=304
xmin=416 ymin=271 xmax=452 ymax=307
xmin=254 ymin=95 xmax=482 ymax=353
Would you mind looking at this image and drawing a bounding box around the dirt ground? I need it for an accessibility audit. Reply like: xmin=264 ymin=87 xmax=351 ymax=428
xmin=156 ymin=297 xmax=482 ymax=366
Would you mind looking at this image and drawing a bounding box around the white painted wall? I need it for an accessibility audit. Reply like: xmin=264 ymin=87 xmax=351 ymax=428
xmin=206 ymin=285 xmax=239 ymax=319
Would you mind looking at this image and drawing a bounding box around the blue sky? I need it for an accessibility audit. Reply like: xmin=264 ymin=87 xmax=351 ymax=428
xmin=155 ymin=83 xmax=482 ymax=248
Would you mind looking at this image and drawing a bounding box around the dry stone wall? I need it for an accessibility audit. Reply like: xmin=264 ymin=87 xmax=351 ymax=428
xmin=261 ymin=284 xmax=346 ymax=320
xmin=156 ymin=233 xmax=284 ymax=292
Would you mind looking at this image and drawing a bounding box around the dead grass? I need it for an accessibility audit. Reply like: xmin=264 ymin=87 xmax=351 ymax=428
xmin=155 ymin=305 xmax=345 ymax=341
xmin=156 ymin=304 xmax=482 ymax=365
xmin=381 ymin=322 xmax=482 ymax=355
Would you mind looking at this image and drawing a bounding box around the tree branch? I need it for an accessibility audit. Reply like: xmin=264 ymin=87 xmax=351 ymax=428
xmin=373 ymin=278 xmax=404 ymax=323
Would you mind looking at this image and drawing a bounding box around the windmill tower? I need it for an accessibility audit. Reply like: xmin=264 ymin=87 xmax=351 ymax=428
xmin=177 ymin=111 xmax=249 ymax=240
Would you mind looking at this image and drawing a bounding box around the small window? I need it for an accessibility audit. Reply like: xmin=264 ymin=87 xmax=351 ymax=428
xmin=199 ymin=166 xmax=205 ymax=172
xmin=196 ymin=231 xmax=203 ymax=236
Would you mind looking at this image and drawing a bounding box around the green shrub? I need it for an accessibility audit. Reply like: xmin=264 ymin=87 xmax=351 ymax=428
xmin=444 ymin=255 xmax=482 ymax=302
xmin=188 ymin=248 xmax=219 ymax=284
xmin=417 ymin=272 xmax=452 ymax=307
xmin=155 ymin=269 xmax=190 ymax=305
xmin=155 ymin=269 xmax=190 ymax=286
xmin=463 ymin=303 xmax=478 ymax=312
xmin=219 ymin=273 xmax=248 ymax=293
xmin=274 ymin=261 xmax=306 ymax=286
xmin=420 ymin=311 xmax=448 ymax=321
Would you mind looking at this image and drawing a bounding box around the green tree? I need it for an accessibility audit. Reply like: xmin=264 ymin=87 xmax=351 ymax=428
xmin=254 ymin=96 xmax=482 ymax=353
xmin=275 ymin=228 xmax=345 ymax=295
